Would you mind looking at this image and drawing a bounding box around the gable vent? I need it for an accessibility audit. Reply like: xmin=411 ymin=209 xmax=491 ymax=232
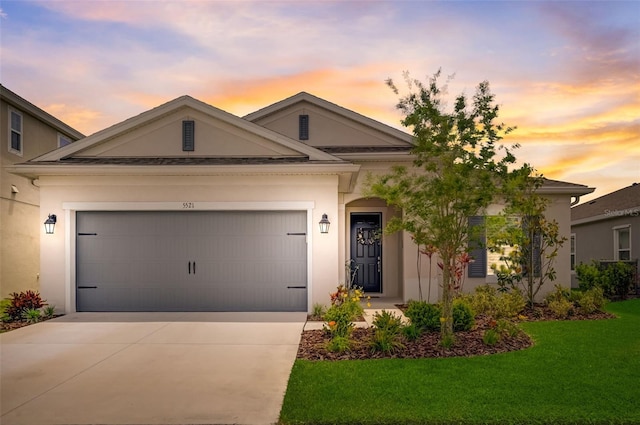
xmin=299 ymin=115 xmax=309 ymax=140
xmin=183 ymin=120 xmax=195 ymax=151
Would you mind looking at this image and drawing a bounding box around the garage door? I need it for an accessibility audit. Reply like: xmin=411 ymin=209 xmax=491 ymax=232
xmin=76 ymin=211 xmax=307 ymax=312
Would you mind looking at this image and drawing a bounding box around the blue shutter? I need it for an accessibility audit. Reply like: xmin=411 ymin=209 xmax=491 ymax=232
xmin=468 ymin=216 xmax=486 ymax=278
xmin=183 ymin=120 xmax=195 ymax=151
xmin=299 ymin=115 xmax=309 ymax=140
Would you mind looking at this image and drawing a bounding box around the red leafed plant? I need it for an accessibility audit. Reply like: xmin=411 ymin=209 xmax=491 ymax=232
xmin=6 ymin=290 xmax=47 ymax=321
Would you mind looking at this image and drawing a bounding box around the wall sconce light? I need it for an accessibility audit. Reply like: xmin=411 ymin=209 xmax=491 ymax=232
xmin=44 ymin=214 xmax=57 ymax=234
xmin=319 ymin=213 xmax=330 ymax=234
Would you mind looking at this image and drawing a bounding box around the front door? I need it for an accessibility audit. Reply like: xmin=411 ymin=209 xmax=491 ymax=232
xmin=350 ymin=213 xmax=382 ymax=292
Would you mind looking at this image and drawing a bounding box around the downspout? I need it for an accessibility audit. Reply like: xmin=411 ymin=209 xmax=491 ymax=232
xmin=570 ymin=196 xmax=581 ymax=206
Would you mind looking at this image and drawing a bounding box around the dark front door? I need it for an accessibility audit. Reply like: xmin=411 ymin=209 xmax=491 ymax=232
xmin=350 ymin=213 xmax=382 ymax=292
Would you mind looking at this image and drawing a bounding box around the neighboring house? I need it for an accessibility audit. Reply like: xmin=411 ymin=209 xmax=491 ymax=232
xmin=10 ymin=92 xmax=593 ymax=313
xmin=0 ymin=85 xmax=84 ymax=298
xmin=570 ymin=183 xmax=640 ymax=288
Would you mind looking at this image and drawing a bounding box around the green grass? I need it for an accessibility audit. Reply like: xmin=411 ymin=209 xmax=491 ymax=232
xmin=280 ymin=299 xmax=640 ymax=425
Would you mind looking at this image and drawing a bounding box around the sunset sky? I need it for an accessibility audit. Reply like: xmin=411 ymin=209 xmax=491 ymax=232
xmin=1 ymin=0 xmax=638 ymax=203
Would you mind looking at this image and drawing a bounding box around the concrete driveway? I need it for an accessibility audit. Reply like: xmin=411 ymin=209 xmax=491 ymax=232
xmin=0 ymin=312 xmax=306 ymax=425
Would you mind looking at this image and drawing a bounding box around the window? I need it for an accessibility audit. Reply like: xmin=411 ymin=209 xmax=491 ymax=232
xmin=614 ymin=225 xmax=631 ymax=261
xmin=8 ymin=109 xmax=23 ymax=155
xmin=58 ymin=133 xmax=72 ymax=148
xmin=182 ymin=120 xmax=195 ymax=151
xmin=570 ymin=234 xmax=576 ymax=271
xmin=299 ymin=114 xmax=309 ymax=140
xmin=468 ymin=215 xmax=539 ymax=278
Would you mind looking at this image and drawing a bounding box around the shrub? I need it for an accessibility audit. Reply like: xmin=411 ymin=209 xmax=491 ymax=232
xmin=329 ymin=285 xmax=364 ymax=319
xmin=6 ymin=290 xmax=46 ymax=321
xmin=324 ymin=305 xmax=356 ymax=338
xmin=0 ymin=298 xmax=11 ymax=322
xmin=326 ymin=336 xmax=351 ymax=353
xmin=370 ymin=310 xmax=405 ymax=354
xmin=467 ymin=285 xmax=525 ymax=320
xmin=401 ymin=323 xmax=421 ymax=341
xmin=43 ymin=305 xmax=56 ymax=319
xmin=467 ymin=285 xmax=497 ymax=316
xmin=371 ymin=310 xmax=403 ymax=334
xmin=548 ymin=298 xmax=574 ymax=319
xmin=404 ymin=300 xmax=441 ymax=332
xmin=496 ymin=319 xmax=521 ymax=337
xmin=483 ymin=329 xmax=501 ymax=346
xmin=452 ymin=299 xmax=475 ymax=331
xmin=603 ymin=262 xmax=635 ymax=299
xmin=576 ymin=261 xmax=635 ymax=300
xmin=22 ymin=308 xmax=42 ymax=324
xmin=310 ymin=303 xmax=326 ymax=320
xmin=577 ymin=287 xmax=607 ymax=314
xmin=545 ymin=284 xmax=571 ymax=304
xmin=498 ymin=291 xmax=526 ymax=319
xmin=575 ymin=261 xmax=602 ymax=291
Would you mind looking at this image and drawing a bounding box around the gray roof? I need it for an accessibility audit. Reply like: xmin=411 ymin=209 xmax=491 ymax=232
xmin=572 ymin=183 xmax=640 ymax=221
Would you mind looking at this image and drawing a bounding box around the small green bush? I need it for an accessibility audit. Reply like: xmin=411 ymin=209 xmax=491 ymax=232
xmin=467 ymin=285 xmax=525 ymax=319
xmin=467 ymin=285 xmax=497 ymax=316
xmin=0 ymin=298 xmax=11 ymax=322
xmin=498 ymin=291 xmax=526 ymax=319
xmin=576 ymin=261 xmax=635 ymax=299
xmin=326 ymin=336 xmax=351 ymax=353
xmin=545 ymin=284 xmax=572 ymax=304
xmin=548 ymin=298 xmax=574 ymax=319
xmin=404 ymin=300 xmax=441 ymax=332
xmin=324 ymin=304 xmax=356 ymax=338
xmin=310 ymin=303 xmax=326 ymax=320
xmin=483 ymin=328 xmax=501 ymax=346
xmin=401 ymin=323 xmax=421 ymax=341
xmin=43 ymin=305 xmax=56 ymax=319
xmin=22 ymin=308 xmax=42 ymax=324
xmin=496 ymin=319 xmax=521 ymax=337
xmin=575 ymin=261 xmax=602 ymax=291
xmin=371 ymin=310 xmax=403 ymax=334
xmin=577 ymin=287 xmax=607 ymax=314
xmin=370 ymin=310 xmax=405 ymax=354
xmin=452 ymin=299 xmax=475 ymax=331
xmin=603 ymin=262 xmax=635 ymax=299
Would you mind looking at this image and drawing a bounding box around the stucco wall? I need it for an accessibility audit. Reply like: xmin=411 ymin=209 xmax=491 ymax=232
xmin=1 ymin=100 xmax=66 ymax=298
xmin=38 ymin=174 xmax=341 ymax=313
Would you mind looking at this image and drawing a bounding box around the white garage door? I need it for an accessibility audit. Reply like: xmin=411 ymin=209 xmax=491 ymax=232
xmin=76 ymin=211 xmax=307 ymax=312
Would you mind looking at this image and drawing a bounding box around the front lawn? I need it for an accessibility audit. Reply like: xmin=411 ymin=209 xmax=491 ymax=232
xmin=280 ymin=299 xmax=640 ymax=425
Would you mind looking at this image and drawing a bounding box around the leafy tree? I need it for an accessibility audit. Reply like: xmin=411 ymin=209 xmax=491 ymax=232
xmin=489 ymin=174 xmax=567 ymax=306
xmin=367 ymin=70 xmax=524 ymax=342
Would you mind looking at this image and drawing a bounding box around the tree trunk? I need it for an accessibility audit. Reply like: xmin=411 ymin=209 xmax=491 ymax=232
xmin=440 ymin=251 xmax=454 ymax=343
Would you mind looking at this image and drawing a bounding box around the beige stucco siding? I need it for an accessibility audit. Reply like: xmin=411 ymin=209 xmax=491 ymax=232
xmin=251 ymin=101 xmax=409 ymax=148
xmin=77 ymin=109 xmax=302 ymax=158
xmin=1 ymin=99 xmax=73 ymax=297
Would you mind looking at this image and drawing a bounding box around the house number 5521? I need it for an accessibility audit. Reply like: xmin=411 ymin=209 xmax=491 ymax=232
xmin=182 ymin=202 xmax=195 ymax=209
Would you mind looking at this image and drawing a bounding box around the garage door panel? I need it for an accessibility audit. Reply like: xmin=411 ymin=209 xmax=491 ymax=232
xmin=77 ymin=211 xmax=307 ymax=312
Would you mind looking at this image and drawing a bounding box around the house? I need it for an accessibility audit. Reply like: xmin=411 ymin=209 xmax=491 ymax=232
xmin=10 ymin=92 xmax=594 ymax=313
xmin=570 ymin=183 xmax=640 ymax=288
xmin=0 ymin=85 xmax=84 ymax=298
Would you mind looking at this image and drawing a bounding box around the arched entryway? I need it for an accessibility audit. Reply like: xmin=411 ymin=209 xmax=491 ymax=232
xmin=345 ymin=198 xmax=402 ymax=299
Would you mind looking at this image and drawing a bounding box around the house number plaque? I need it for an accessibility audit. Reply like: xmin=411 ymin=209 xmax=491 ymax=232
xmin=182 ymin=202 xmax=195 ymax=209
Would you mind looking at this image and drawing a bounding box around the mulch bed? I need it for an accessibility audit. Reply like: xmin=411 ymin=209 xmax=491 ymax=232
xmin=297 ymin=306 xmax=617 ymax=361
xmin=0 ymin=315 xmax=63 ymax=333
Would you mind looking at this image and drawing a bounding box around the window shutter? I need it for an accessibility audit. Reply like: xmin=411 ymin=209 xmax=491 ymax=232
xmin=468 ymin=216 xmax=486 ymax=278
xmin=182 ymin=120 xmax=195 ymax=151
xmin=522 ymin=216 xmax=542 ymax=278
xmin=299 ymin=115 xmax=309 ymax=140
